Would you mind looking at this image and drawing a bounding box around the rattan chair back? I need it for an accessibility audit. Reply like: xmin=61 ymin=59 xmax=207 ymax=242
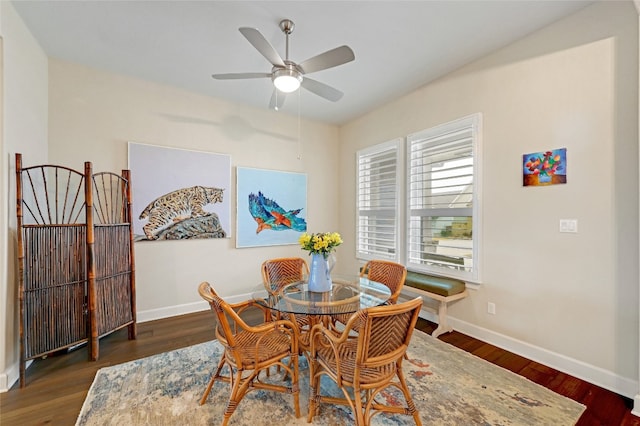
xmin=354 ymin=297 xmax=421 ymax=364
xmin=261 ymin=258 xmax=312 ymax=353
xmin=198 ymin=283 xmax=241 ymax=351
xmin=360 ymin=260 xmax=407 ymax=304
xmin=261 ymin=257 xmax=309 ymax=294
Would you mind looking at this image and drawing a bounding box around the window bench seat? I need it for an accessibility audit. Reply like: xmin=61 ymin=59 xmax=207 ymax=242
xmin=403 ymin=272 xmax=468 ymax=338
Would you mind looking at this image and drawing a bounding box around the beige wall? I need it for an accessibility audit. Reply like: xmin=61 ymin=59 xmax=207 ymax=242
xmin=339 ymin=1 xmax=638 ymax=398
xmin=0 ymin=2 xmax=48 ymax=392
xmin=48 ymin=59 xmax=341 ymax=318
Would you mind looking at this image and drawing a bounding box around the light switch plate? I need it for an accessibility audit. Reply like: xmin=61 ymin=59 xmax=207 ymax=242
xmin=559 ymin=219 xmax=578 ymax=233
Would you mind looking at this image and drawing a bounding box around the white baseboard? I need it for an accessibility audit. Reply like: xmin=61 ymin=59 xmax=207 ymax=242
xmin=419 ymin=310 xmax=639 ymax=400
xmin=0 ymin=372 xmax=9 ymax=393
xmin=136 ymin=292 xmax=252 ymax=323
xmin=632 ymin=394 xmax=640 ymax=417
xmin=137 ymin=301 xmax=209 ymax=323
xmin=1 ymin=359 xmax=31 ymax=393
xmin=419 ymin=307 xmax=438 ymax=324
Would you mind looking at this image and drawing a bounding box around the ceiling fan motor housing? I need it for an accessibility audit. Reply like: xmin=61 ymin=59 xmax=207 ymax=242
xmin=272 ymin=64 xmax=302 ymax=93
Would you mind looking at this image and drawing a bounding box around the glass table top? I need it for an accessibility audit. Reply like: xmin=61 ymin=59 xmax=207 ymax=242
xmin=253 ymin=275 xmax=392 ymax=316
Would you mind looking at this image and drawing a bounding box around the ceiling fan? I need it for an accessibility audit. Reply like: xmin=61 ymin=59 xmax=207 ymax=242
xmin=212 ymin=19 xmax=355 ymax=110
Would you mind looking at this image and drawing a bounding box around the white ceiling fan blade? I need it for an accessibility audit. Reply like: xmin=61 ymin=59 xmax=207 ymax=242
xmin=239 ymin=27 xmax=286 ymax=67
xmin=301 ymin=78 xmax=343 ymax=102
xmin=212 ymin=73 xmax=271 ymax=80
xmin=269 ymin=89 xmax=287 ymax=110
xmin=297 ymin=45 xmax=355 ymax=74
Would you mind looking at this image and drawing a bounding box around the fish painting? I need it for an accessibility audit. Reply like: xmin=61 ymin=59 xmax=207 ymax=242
xmin=248 ymin=191 xmax=307 ymax=234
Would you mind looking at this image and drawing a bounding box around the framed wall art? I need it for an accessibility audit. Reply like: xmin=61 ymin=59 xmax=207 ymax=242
xmin=523 ymin=148 xmax=567 ymax=187
xmin=236 ymin=167 xmax=307 ymax=248
xmin=128 ymin=142 xmax=231 ymax=241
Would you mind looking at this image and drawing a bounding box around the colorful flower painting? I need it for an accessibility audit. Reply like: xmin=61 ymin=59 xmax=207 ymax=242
xmin=523 ymin=148 xmax=567 ymax=186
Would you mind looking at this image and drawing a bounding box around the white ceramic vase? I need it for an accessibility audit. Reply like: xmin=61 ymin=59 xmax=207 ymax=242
xmin=308 ymin=253 xmax=335 ymax=292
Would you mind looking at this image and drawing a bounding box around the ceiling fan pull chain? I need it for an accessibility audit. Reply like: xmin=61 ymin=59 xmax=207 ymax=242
xmin=297 ymin=89 xmax=302 ymax=160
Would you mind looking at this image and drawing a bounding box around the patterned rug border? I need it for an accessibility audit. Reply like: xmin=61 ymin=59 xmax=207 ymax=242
xmin=76 ymin=330 xmax=586 ymax=425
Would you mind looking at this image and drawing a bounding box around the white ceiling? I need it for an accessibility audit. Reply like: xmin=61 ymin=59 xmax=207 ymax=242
xmin=12 ymin=0 xmax=594 ymax=125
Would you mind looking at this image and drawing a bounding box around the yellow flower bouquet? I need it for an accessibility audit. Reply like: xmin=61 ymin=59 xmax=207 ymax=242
xmin=299 ymin=232 xmax=343 ymax=259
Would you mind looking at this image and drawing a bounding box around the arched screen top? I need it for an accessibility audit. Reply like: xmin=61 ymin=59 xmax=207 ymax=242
xmin=92 ymin=172 xmax=131 ymax=225
xmin=18 ymin=164 xmax=86 ymax=226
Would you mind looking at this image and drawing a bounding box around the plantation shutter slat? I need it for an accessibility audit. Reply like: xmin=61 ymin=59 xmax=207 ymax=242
xmin=356 ymin=140 xmax=400 ymax=261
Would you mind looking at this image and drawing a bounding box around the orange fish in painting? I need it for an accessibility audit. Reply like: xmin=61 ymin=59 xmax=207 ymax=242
xmin=248 ymin=191 xmax=307 ymax=233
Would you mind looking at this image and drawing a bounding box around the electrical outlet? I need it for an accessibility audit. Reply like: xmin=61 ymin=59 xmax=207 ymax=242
xmin=487 ymin=302 xmax=496 ymax=315
xmin=559 ymin=219 xmax=578 ymax=233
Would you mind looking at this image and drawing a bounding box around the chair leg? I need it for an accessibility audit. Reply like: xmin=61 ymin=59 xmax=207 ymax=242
xmin=223 ymin=369 xmax=251 ymax=425
xmin=307 ymin=362 xmax=320 ymax=422
xmin=353 ymin=385 xmax=366 ymax=426
xmin=199 ymin=357 xmax=226 ymax=405
xmin=396 ymin=364 xmax=422 ymax=426
xmin=291 ymin=353 xmax=301 ymax=418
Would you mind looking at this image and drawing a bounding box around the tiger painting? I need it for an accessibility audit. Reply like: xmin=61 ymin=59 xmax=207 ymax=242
xmin=139 ymin=186 xmax=224 ymax=240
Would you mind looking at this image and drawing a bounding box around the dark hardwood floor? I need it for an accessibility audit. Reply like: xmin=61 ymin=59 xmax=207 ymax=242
xmin=1 ymin=310 xmax=638 ymax=425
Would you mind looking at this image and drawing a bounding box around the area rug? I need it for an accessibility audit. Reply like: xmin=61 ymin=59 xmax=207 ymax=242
xmin=76 ymin=330 xmax=585 ymax=425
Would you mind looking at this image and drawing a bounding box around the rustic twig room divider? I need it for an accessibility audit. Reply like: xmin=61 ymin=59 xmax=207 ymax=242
xmin=15 ymin=153 xmax=137 ymax=387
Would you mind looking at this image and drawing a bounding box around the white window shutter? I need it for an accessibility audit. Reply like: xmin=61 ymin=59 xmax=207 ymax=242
xmin=356 ymin=140 xmax=401 ymax=261
xmin=406 ymin=114 xmax=480 ymax=281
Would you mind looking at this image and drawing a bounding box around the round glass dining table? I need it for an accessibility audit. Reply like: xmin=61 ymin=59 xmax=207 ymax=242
xmin=253 ymin=275 xmax=392 ymax=316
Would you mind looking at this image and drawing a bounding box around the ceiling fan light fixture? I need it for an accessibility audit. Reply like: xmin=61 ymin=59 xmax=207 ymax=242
xmin=273 ymin=69 xmax=302 ymax=93
xmin=214 ymin=19 xmax=352 ymax=108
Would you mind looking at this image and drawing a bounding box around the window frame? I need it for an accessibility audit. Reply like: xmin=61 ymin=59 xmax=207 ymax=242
xmin=405 ymin=114 xmax=482 ymax=283
xmin=355 ymin=114 xmax=482 ymax=284
xmin=355 ymin=138 xmax=402 ymax=262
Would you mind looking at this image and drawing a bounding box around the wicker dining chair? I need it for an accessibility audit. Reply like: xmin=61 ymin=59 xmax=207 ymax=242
xmin=307 ymin=297 xmax=424 ymax=426
xmin=261 ymin=257 xmax=313 ymax=352
xmin=332 ymin=259 xmax=408 ymax=328
xmin=261 ymin=257 xmax=309 ymax=295
xmin=197 ymin=282 xmax=301 ymax=425
xmin=361 ymin=259 xmax=407 ymax=304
